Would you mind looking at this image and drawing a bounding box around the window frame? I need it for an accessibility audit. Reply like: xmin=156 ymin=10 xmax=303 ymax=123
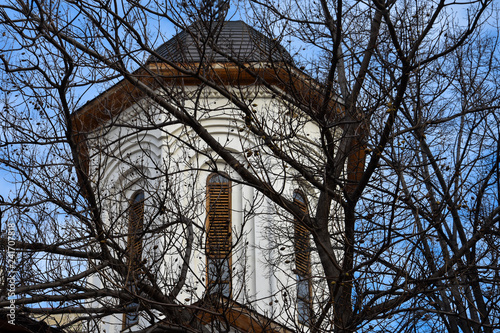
xmin=205 ymin=173 xmax=232 ymax=297
xmin=293 ymin=190 xmax=312 ymax=325
xmin=122 ymin=190 xmax=144 ymax=329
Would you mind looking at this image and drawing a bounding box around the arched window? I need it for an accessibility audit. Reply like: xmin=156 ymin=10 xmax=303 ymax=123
xmin=206 ymin=173 xmax=231 ymax=297
xmin=294 ymin=191 xmax=311 ymax=325
xmin=123 ymin=190 xmax=144 ymax=328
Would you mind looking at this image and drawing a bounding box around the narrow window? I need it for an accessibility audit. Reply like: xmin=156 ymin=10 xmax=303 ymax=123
xmin=294 ymin=191 xmax=311 ymax=325
xmin=127 ymin=190 xmax=144 ymax=273
xmin=206 ymin=173 xmax=231 ymax=297
xmin=124 ymin=282 xmax=139 ymax=328
xmin=123 ymin=190 xmax=144 ymax=328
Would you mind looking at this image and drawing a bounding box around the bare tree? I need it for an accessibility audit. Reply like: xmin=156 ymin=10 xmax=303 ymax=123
xmin=0 ymin=0 xmax=498 ymax=332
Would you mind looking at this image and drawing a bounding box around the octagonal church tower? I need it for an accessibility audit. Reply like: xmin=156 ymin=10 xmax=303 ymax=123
xmin=73 ymin=21 xmax=343 ymax=333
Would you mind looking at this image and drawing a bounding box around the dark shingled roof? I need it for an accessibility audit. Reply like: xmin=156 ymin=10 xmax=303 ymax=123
xmin=148 ymin=21 xmax=293 ymax=64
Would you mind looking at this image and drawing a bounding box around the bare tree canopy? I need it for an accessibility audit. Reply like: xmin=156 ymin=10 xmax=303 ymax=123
xmin=0 ymin=0 xmax=499 ymax=333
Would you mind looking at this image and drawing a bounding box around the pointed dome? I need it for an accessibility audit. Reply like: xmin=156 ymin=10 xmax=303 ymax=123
xmin=148 ymin=21 xmax=293 ymax=64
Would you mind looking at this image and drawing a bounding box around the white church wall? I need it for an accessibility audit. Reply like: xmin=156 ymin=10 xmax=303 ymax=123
xmin=85 ymin=82 xmax=331 ymax=332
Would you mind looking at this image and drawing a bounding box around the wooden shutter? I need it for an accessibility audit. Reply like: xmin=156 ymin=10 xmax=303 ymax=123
xmin=206 ymin=175 xmax=231 ymax=259
xmin=128 ymin=191 xmax=144 ymax=273
xmin=294 ymin=192 xmax=309 ymax=276
xmin=123 ymin=191 xmax=144 ymax=329
xmin=294 ymin=191 xmax=312 ymax=325
xmin=206 ymin=174 xmax=231 ymax=296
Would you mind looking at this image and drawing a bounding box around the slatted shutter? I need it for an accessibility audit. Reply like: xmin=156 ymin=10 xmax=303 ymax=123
xmin=123 ymin=190 xmax=144 ymax=329
xmin=207 ymin=174 xmax=231 ymax=258
xmin=294 ymin=191 xmax=312 ymax=325
xmin=127 ymin=191 xmax=144 ymax=273
xmin=294 ymin=192 xmax=309 ymax=276
xmin=206 ymin=174 xmax=231 ymax=296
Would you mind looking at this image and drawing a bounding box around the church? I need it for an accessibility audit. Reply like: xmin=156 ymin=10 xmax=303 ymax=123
xmin=72 ymin=20 xmax=345 ymax=333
